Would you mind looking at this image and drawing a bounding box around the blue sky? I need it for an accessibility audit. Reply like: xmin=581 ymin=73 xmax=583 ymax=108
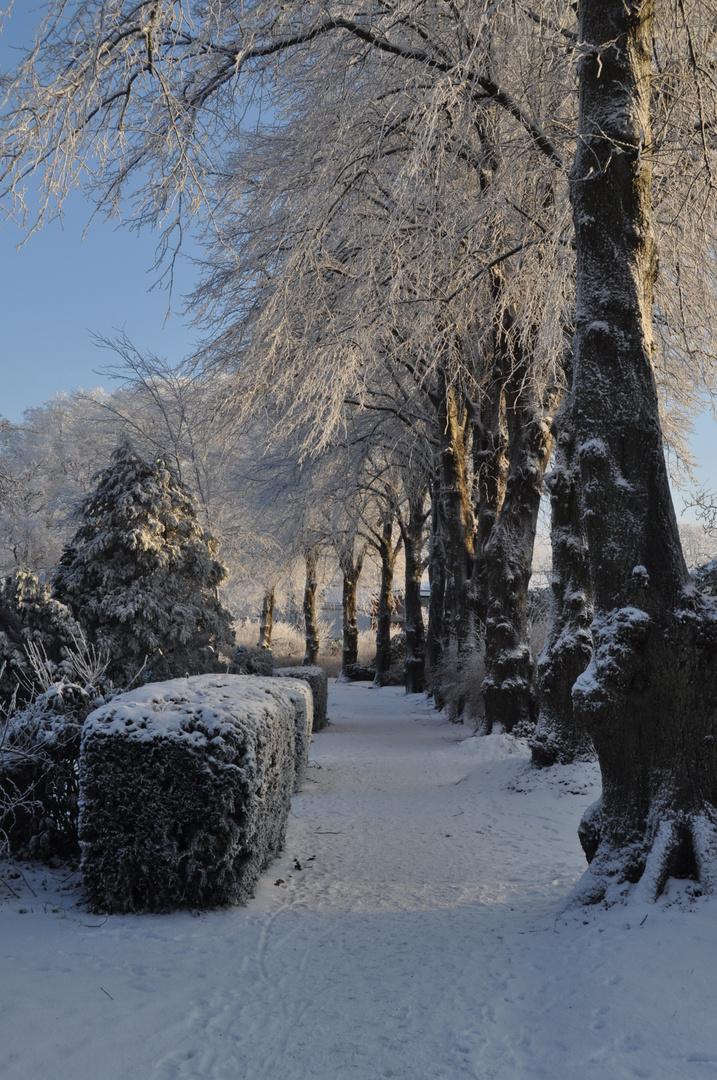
xmin=0 ymin=4 xmax=715 ymax=523
xmin=0 ymin=5 xmax=197 ymax=422
xmin=0 ymin=191 xmax=198 ymax=421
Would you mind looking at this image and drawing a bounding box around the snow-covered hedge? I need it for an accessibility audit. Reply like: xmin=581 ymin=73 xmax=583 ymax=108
xmin=262 ymin=677 xmax=313 ymax=791
xmin=78 ymin=674 xmax=297 ymax=913
xmin=274 ymin=666 xmax=329 ymax=731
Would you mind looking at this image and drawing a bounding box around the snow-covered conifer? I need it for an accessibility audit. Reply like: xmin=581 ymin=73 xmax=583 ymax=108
xmin=53 ymin=440 xmax=234 ymax=684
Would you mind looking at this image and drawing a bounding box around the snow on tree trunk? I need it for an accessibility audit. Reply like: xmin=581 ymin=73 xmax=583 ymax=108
xmin=480 ymin=357 xmax=558 ymax=733
xmin=257 ymin=589 xmax=275 ymax=651
xmin=567 ymin=0 xmax=717 ymax=904
xmin=401 ymin=489 xmax=428 ymax=694
xmin=273 ymin=665 xmax=329 ymax=732
xmin=302 ymin=547 xmax=320 ymax=667
xmin=79 ymin=675 xmax=297 ymax=913
xmin=339 ymin=546 xmax=364 ymax=676
xmin=531 ymin=370 xmax=594 ymax=767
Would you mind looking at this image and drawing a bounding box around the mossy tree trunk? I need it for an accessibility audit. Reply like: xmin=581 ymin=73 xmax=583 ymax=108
xmin=568 ymin=0 xmax=717 ymax=904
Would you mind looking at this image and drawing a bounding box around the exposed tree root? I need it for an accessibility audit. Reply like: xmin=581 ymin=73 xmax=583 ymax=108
xmin=561 ymin=802 xmax=717 ymax=910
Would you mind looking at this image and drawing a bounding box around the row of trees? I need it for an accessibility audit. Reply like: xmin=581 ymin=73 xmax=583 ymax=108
xmin=0 ymin=376 xmax=427 ymax=680
xmin=2 ymin=0 xmax=717 ymax=902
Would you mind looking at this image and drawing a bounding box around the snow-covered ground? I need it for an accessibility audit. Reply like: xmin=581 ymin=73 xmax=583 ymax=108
xmin=1 ymin=681 xmax=716 ymax=1080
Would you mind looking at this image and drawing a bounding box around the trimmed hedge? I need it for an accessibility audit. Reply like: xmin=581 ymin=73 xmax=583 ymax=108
xmin=263 ymin=677 xmax=313 ymax=791
xmin=79 ymin=674 xmax=296 ymax=913
xmin=274 ymin=666 xmax=329 ymax=731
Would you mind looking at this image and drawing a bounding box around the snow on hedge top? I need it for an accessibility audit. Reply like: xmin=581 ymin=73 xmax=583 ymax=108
xmin=275 ymin=665 xmax=324 ymax=677
xmin=84 ymin=674 xmax=293 ymax=748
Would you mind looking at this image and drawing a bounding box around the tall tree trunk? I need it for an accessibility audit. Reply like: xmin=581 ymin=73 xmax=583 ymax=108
xmin=480 ymin=365 xmax=559 ymax=732
xmin=568 ymin=0 xmax=717 ymax=904
xmin=531 ymin=366 xmax=594 ymax=766
xmin=374 ymin=511 xmax=402 ymax=687
xmin=471 ymin=310 xmax=511 ymax=637
xmin=399 ymin=487 xmax=429 ymax=694
xmin=437 ymin=376 xmax=475 ymax=651
xmin=425 ymin=480 xmax=447 ymax=695
xmin=257 ymin=588 xmax=275 ymax=651
xmin=339 ymin=543 xmax=365 ymax=675
xmin=302 ymin=547 xmax=320 ymax=667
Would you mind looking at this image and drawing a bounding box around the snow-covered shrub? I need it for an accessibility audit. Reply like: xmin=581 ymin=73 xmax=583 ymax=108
xmin=79 ymin=674 xmax=297 ymax=913
xmin=274 ymin=666 xmax=329 ymax=731
xmin=229 ymin=644 xmax=275 ymax=676
xmin=388 ymin=631 xmax=407 ymax=666
xmin=53 ymin=440 xmax=235 ymax=686
xmin=434 ymin=640 xmax=487 ymax=727
xmin=692 ymin=559 xmax=717 ymax=596
xmin=264 ymin=677 xmax=313 ymax=790
xmin=0 ymin=570 xmax=84 ymax=713
xmin=0 ymin=681 xmax=107 ymax=859
xmin=343 ymin=663 xmax=375 ymax=682
xmin=368 ymin=627 xmax=409 ymax=686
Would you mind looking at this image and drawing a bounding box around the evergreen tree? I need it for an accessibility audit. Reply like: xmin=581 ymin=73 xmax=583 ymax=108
xmin=53 ymin=441 xmax=234 ymax=684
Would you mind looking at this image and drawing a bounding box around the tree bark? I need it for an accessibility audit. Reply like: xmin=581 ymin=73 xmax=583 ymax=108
xmin=480 ymin=363 xmax=558 ymax=732
xmin=437 ymin=375 xmax=475 ymax=652
xmin=531 ymin=368 xmax=594 ymax=766
xmin=373 ymin=510 xmax=402 ymax=687
xmin=568 ymin=0 xmax=717 ymax=904
xmin=339 ymin=543 xmax=365 ymax=675
xmin=471 ymin=309 xmax=511 ymax=637
xmin=257 ymin=588 xmax=275 ymax=651
xmin=399 ymin=487 xmax=428 ymax=694
xmin=425 ymin=480 xmax=447 ymax=695
xmin=302 ymin=547 xmax=320 ymax=667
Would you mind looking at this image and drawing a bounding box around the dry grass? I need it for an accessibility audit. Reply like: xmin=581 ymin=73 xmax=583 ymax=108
xmin=231 ymin=619 xmax=387 ymax=678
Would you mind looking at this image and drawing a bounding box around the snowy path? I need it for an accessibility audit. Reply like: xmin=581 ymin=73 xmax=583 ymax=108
xmin=2 ymin=681 xmax=717 ymax=1080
